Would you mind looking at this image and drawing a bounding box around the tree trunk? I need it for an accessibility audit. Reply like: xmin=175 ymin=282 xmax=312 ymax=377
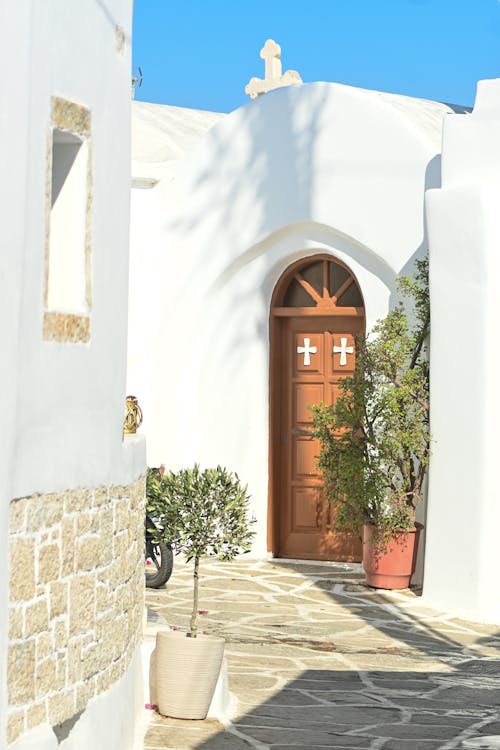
xmin=190 ymin=556 xmax=199 ymax=637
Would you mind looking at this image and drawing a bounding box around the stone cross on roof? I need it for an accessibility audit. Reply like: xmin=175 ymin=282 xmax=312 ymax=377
xmin=245 ymin=39 xmax=302 ymax=99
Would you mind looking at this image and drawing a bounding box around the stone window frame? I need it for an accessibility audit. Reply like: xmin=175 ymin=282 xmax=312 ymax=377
xmin=43 ymin=97 xmax=93 ymax=343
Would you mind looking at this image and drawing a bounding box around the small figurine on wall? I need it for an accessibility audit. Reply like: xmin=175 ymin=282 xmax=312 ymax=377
xmin=124 ymin=395 xmax=143 ymax=434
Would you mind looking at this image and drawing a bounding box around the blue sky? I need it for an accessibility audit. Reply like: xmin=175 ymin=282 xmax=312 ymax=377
xmin=132 ymin=0 xmax=500 ymax=113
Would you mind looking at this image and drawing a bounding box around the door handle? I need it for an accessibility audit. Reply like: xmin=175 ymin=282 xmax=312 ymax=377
xmin=291 ymin=428 xmax=315 ymax=436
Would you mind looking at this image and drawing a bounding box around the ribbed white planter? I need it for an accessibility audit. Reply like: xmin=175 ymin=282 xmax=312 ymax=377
xmin=155 ymin=630 xmax=225 ymax=719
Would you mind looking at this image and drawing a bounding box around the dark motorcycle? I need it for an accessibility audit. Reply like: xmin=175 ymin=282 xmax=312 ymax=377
xmin=145 ymin=514 xmax=173 ymax=588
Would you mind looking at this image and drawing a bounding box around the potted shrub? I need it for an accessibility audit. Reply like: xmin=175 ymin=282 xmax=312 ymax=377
xmin=146 ymin=464 xmax=254 ymax=719
xmin=311 ymin=258 xmax=430 ymax=589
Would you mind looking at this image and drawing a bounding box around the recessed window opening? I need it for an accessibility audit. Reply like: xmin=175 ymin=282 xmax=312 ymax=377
xmin=47 ymin=128 xmax=89 ymax=314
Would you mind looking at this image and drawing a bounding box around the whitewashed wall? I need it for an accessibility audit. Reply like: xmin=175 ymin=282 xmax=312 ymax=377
xmin=0 ymin=2 xmax=145 ymax=748
xmin=128 ymin=82 xmax=445 ymax=558
xmin=425 ymin=79 xmax=500 ymax=624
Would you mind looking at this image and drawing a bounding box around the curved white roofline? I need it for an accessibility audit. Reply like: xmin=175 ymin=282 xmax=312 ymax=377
xmin=132 ymin=82 xmax=461 ymax=170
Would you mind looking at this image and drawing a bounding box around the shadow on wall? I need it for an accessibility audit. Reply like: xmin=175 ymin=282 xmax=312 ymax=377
xmin=158 ymin=86 xmax=329 ymax=469
xmin=395 ymin=152 xmax=441 ymax=288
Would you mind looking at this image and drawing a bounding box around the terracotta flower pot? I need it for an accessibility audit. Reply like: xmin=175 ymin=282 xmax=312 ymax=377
xmin=155 ymin=630 xmax=225 ymax=719
xmin=362 ymin=523 xmax=422 ymax=590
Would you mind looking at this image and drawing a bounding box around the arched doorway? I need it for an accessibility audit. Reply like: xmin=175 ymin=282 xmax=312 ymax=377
xmin=269 ymin=254 xmax=366 ymax=560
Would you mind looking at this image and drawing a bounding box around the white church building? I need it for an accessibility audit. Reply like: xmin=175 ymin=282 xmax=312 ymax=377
xmin=128 ymin=41 xmax=500 ymax=625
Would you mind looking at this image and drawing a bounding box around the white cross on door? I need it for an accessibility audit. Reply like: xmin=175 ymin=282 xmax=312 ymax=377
xmin=297 ymin=337 xmax=317 ymax=366
xmin=333 ymin=337 xmax=354 ymax=366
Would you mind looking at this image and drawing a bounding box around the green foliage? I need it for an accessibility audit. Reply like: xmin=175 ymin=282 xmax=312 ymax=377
xmin=311 ymin=258 xmax=430 ymax=550
xmin=146 ymin=464 xmax=255 ymax=635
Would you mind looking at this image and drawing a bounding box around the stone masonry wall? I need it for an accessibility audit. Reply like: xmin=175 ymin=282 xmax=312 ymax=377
xmin=7 ymin=477 xmax=145 ymax=745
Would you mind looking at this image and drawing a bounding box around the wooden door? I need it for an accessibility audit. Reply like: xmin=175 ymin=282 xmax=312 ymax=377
xmin=270 ymin=256 xmax=365 ymax=561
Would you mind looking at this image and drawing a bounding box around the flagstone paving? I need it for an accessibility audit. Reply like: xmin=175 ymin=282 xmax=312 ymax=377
xmin=143 ymin=558 xmax=500 ymax=750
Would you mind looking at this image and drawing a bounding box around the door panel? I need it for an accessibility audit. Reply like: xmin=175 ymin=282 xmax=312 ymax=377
xmin=294 ymin=383 xmax=323 ymax=423
xmin=332 ymin=333 xmax=356 ymax=371
xmin=292 ymin=488 xmax=320 ymax=530
xmin=294 ymin=332 xmax=323 ymax=374
xmin=294 ymin=438 xmax=321 ymax=477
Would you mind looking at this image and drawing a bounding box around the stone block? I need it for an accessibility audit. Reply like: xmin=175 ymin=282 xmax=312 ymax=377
xmin=95 ymin=608 xmax=114 ymax=638
xmin=114 ymin=499 xmax=129 ymax=532
xmin=7 ymin=710 xmax=25 ymax=744
xmin=77 ymin=512 xmax=93 ymax=535
xmin=67 ymin=640 xmax=83 ymax=682
xmin=50 ymin=527 xmax=60 ymax=542
xmin=113 ymin=584 xmax=125 ymax=614
xmin=55 ymin=650 xmax=67 ymax=690
xmin=61 ymin=517 xmax=76 ymax=575
xmin=96 ymin=667 xmax=112 ymax=693
xmin=112 ymin=617 xmax=127 ymax=661
xmin=36 ymin=656 xmax=57 ymax=698
xmin=127 ymin=551 xmax=138 ymax=581
xmin=90 ymin=512 xmax=101 ymax=533
xmin=69 ymin=574 xmax=96 ymax=635
xmin=93 ymin=488 xmax=108 ymax=507
xmin=9 ymin=537 xmax=35 ymax=601
xmin=109 ymin=485 xmax=127 ymax=500
xmin=131 ymin=477 xmax=145 ymax=506
xmin=53 ymin=619 xmax=68 ymax=648
xmin=9 ymin=606 xmax=23 ymax=640
xmin=36 ymin=632 xmax=53 ymax=660
xmin=38 ymin=543 xmax=61 ymax=584
xmin=25 ymin=599 xmax=49 ymax=637
xmin=25 ymin=494 xmax=63 ymax=532
xmin=48 ymin=689 xmax=75 ymax=726
xmin=9 ymin=497 xmax=28 ymax=533
xmin=95 ymin=582 xmax=110 ymax=614
xmin=8 ymin=641 xmax=36 ymax=703
xmin=81 ymin=642 xmax=101 ymax=680
xmin=26 ymin=701 xmax=47 ymax=730
xmin=102 ymin=559 xmax=120 ymax=590
xmin=76 ymin=535 xmax=102 ymax=571
xmin=109 ymin=659 xmax=122 ymax=685
xmin=99 ymin=507 xmax=113 ymax=541
xmin=49 ymin=580 xmax=68 ymax=619
xmin=75 ymin=678 xmax=96 ymax=713
xmin=65 ymin=488 xmax=91 ymax=514
xmin=113 ymin=531 xmax=127 ymax=563
xmin=99 ymin=538 xmax=113 ymax=566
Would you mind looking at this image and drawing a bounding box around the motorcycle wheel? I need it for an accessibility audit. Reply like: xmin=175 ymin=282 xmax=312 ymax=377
xmin=145 ymin=539 xmax=173 ymax=589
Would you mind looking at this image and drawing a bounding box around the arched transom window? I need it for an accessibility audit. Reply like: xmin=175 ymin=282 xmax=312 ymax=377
xmin=272 ymin=256 xmax=364 ymax=316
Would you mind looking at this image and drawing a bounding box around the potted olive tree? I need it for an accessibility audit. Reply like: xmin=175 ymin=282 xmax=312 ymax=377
xmin=311 ymin=258 xmax=430 ymax=589
xmin=146 ymin=464 xmax=254 ymax=719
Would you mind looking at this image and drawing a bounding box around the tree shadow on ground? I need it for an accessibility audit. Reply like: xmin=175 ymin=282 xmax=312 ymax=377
xmin=196 ymin=664 xmax=500 ymax=749
xmin=276 ymin=560 xmax=500 ymax=663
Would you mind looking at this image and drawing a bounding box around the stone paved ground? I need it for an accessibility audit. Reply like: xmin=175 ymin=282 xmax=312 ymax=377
xmin=143 ymin=558 xmax=500 ymax=750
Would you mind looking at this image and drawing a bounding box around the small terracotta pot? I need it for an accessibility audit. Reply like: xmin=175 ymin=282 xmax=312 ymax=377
xmin=155 ymin=630 xmax=225 ymax=719
xmin=362 ymin=523 xmax=422 ymax=590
